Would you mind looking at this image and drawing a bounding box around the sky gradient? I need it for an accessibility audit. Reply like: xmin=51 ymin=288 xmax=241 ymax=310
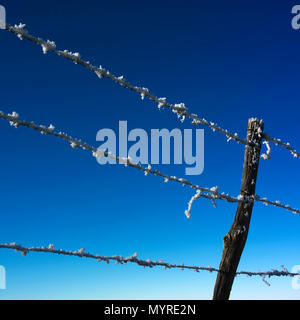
xmin=0 ymin=0 xmax=299 ymax=299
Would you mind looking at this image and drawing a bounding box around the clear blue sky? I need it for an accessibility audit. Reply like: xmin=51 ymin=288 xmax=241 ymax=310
xmin=0 ymin=0 xmax=299 ymax=299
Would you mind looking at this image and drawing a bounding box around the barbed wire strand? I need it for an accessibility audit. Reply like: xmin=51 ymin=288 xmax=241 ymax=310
xmin=5 ymin=23 xmax=254 ymax=148
xmin=254 ymin=195 xmax=300 ymax=214
xmin=0 ymin=243 xmax=299 ymax=286
xmin=1 ymin=110 xmax=299 ymax=216
xmin=5 ymin=23 xmax=300 ymax=159
xmin=263 ymin=133 xmax=300 ymax=159
xmin=0 ymin=110 xmax=244 ymax=208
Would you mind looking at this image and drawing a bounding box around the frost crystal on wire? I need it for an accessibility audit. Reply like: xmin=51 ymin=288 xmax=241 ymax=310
xmin=41 ymin=40 xmax=56 ymax=54
xmin=13 ymin=23 xmax=27 ymax=40
xmin=8 ymin=111 xmax=19 ymax=127
xmin=185 ymin=189 xmax=202 ymax=219
xmin=158 ymin=97 xmax=166 ymax=109
xmin=48 ymin=124 xmax=55 ymax=131
xmin=140 ymin=88 xmax=149 ymax=100
xmin=261 ymin=140 xmax=271 ymax=160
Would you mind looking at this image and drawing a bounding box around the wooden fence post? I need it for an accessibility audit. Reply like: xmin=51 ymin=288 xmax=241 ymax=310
xmin=212 ymin=118 xmax=264 ymax=300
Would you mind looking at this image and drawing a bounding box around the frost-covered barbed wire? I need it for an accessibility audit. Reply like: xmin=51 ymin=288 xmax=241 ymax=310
xmin=0 ymin=243 xmax=299 ymax=285
xmin=1 ymin=110 xmax=299 ymax=216
xmin=263 ymin=133 xmax=300 ymax=159
xmin=254 ymin=195 xmax=300 ymax=214
xmin=0 ymin=110 xmax=244 ymax=206
xmin=6 ymin=23 xmax=300 ymax=159
xmin=235 ymin=265 xmax=300 ymax=286
xmin=5 ymin=23 xmax=253 ymax=148
xmin=0 ymin=242 xmax=220 ymax=273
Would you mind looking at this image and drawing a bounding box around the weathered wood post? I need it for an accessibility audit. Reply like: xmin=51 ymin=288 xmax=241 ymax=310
xmin=212 ymin=118 xmax=264 ymax=300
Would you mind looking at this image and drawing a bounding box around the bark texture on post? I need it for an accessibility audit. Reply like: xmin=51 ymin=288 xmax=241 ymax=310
xmin=212 ymin=118 xmax=264 ymax=300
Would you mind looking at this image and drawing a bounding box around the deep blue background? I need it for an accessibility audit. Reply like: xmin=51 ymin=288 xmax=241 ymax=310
xmin=0 ymin=0 xmax=299 ymax=299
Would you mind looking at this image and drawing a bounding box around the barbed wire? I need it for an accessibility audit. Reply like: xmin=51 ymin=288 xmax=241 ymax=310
xmin=5 ymin=23 xmax=254 ymax=148
xmin=254 ymin=195 xmax=300 ymax=214
xmin=0 ymin=242 xmax=299 ymax=286
xmin=0 ymin=110 xmax=243 ymax=208
xmin=5 ymin=23 xmax=300 ymax=160
xmin=263 ymin=133 xmax=300 ymax=159
xmin=1 ymin=110 xmax=299 ymax=216
xmin=2 ymin=21 xmax=300 ymax=298
xmin=2 ymin=21 xmax=300 ymax=297
xmin=0 ymin=242 xmax=218 ymax=273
